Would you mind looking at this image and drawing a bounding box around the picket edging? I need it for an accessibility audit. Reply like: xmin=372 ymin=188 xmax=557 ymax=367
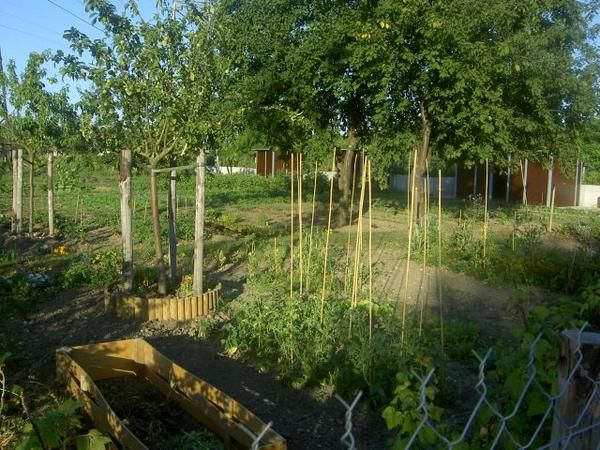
xmin=104 ymin=284 xmax=221 ymax=321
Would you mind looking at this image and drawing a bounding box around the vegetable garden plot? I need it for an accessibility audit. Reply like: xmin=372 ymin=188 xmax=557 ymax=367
xmin=56 ymin=339 xmax=286 ymax=450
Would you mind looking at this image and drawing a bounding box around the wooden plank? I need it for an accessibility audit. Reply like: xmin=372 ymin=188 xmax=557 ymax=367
xmin=177 ymin=296 xmax=184 ymax=321
xmin=193 ymin=152 xmax=205 ymax=295
xmin=170 ymin=296 xmax=177 ymax=320
xmin=148 ymin=298 xmax=156 ymax=321
xmin=143 ymin=367 xmax=239 ymax=446
xmin=139 ymin=341 xmax=283 ymax=443
xmin=70 ymin=340 xmax=138 ymax=360
xmin=151 ymin=164 xmax=195 ymax=174
xmin=119 ymin=149 xmax=133 ymax=292
xmin=59 ymin=340 xmax=286 ymax=450
xmin=187 ymin=296 xmax=194 ymax=320
xmin=162 ymin=298 xmax=169 ymax=321
xmin=67 ymin=375 xmax=146 ymax=450
xmin=191 ymin=295 xmax=198 ymax=319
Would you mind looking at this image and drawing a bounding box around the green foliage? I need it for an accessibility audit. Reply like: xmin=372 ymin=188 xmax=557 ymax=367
xmin=16 ymin=399 xmax=110 ymax=450
xmin=154 ymin=430 xmax=225 ymax=450
xmin=62 ymin=251 xmax=120 ymax=289
xmin=383 ymin=370 xmax=444 ymax=449
xmin=223 ymin=233 xmax=440 ymax=400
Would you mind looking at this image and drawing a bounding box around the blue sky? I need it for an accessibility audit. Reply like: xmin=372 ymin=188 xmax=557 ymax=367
xmin=0 ymin=0 xmax=156 ymax=98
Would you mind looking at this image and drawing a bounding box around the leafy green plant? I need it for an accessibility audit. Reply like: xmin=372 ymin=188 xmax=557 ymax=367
xmin=382 ymin=368 xmax=444 ymax=449
xmin=17 ymin=399 xmax=111 ymax=450
xmin=154 ymin=430 xmax=224 ymax=450
xmin=62 ymin=251 xmax=120 ymax=289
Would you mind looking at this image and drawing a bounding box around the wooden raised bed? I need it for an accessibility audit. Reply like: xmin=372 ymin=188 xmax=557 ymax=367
xmin=105 ymin=284 xmax=221 ymax=321
xmin=56 ymin=339 xmax=286 ymax=450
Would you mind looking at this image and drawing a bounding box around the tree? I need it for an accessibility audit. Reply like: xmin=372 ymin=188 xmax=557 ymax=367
xmin=217 ymin=0 xmax=382 ymax=214
xmin=371 ymin=0 xmax=599 ymax=214
xmin=0 ymin=51 xmax=78 ymax=235
xmin=58 ymin=0 xmax=224 ymax=294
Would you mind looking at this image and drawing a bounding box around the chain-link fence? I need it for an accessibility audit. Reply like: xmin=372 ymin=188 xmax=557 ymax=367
xmin=334 ymin=324 xmax=599 ymax=450
xmin=403 ymin=324 xmax=599 ymax=449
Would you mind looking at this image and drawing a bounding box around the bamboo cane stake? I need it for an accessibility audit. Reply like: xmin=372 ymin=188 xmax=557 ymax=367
xmin=519 ymin=159 xmax=528 ymax=207
xmin=368 ymin=159 xmax=373 ymax=343
xmin=419 ymin=161 xmax=430 ymax=337
xmin=74 ymin=194 xmax=80 ymax=225
xmin=320 ymin=148 xmax=336 ymax=324
xmin=549 ymin=185 xmax=556 ymax=232
xmin=306 ymin=161 xmax=318 ymax=293
xmin=483 ymin=159 xmax=489 ymax=262
xmin=349 ymin=156 xmax=367 ymax=338
xmin=344 ymin=154 xmax=359 ymax=293
xmin=298 ymin=153 xmax=303 ymax=297
xmin=437 ymin=169 xmax=444 ymax=354
xmin=290 ymin=153 xmax=295 ymax=299
xmin=401 ymin=150 xmax=418 ymax=345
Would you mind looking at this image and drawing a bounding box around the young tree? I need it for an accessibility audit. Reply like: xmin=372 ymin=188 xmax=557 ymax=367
xmin=0 ymin=51 xmax=78 ymax=236
xmin=58 ymin=0 xmax=224 ymax=294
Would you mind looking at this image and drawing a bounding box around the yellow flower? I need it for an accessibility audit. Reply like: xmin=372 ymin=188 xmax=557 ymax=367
xmin=52 ymin=245 xmax=67 ymax=256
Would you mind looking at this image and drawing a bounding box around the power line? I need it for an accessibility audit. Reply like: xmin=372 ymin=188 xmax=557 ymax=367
xmin=0 ymin=8 xmax=65 ymax=38
xmin=46 ymin=0 xmax=104 ymax=32
xmin=0 ymin=23 xmax=65 ymax=47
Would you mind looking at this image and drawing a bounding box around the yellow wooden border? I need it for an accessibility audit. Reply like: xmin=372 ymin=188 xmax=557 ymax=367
xmin=105 ymin=284 xmax=222 ymax=322
xmin=56 ymin=339 xmax=286 ymax=450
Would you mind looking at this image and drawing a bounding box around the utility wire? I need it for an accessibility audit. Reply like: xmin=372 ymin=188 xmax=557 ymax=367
xmin=0 ymin=23 xmax=65 ymax=46
xmin=46 ymin=0 xmax=104 ymax=32
xmin=0 ymin=9 xmax=65 ymax=37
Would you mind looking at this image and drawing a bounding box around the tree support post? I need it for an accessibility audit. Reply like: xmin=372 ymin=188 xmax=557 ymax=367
xmin=28 ymin=152 xmax=34 ymax=237
xmin=120 ymin=150 xmax=133 ymax=293
xmin=193 ymin=151 xmax=205 ymax=296
xmin=551 ymin=330 xmax=600 ymax=449
xmin=11 ymin=148 xmax=17 ymax=233
xmin=505 ymin=154 xmax=511 ymax=203
xmin=546 ymin=155 xmax=554 ymax=208
xmin=47 ymin=151 xmax=54 ymax=237
xmin=16 ymin=148 xmax=23 ymax=234
xmin=167 ymin=168 xmax=177 ymax=284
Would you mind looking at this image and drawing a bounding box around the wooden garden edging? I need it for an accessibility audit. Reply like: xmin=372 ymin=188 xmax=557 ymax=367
xmin=56 ymin=339 xmax=287 ymax=450
xmin=104 ymin=284 xmax=221 ymax=321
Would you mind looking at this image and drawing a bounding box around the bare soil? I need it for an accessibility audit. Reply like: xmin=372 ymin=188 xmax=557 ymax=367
xmin=96 ymin=377 xmax=224 ymax=449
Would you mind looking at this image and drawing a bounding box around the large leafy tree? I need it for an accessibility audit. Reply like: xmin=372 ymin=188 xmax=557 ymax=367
xmin=370 ymin=0 xmax=599 ymax=212
xmin=58 ymin=0 xmax=224 ymax=294
xmin=218 ymin=0 xmax=599 ymax=216
xmin=217 ymin=0 xmax=387 ymax=212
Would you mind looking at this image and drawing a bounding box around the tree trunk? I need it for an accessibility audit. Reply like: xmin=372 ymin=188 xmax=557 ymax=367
xmin=28 ymin=151 xmax=34 ymax=237
xmin=414 ymin=103 xmax=432 ymax=222
xmin=150 ymin=165 xmax=168 ymax=295
xmin=11 ymin=148 xmax=17 ymax=233
xmin=47 ymin=151 xmax=54 ymax=237
xmin=193 ymin=151 xmax=205 ymax=296
xmin=16 ymin=149 xmax=23 ymax=234
xmin=120 ymin=150 xmax=133 ymax=293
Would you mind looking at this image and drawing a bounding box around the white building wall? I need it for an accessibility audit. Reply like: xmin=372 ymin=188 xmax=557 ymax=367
xmin=579 ymin=185 xmax=600 ymax=207
xmin=390 ymin=175 xmax=457 ymax=199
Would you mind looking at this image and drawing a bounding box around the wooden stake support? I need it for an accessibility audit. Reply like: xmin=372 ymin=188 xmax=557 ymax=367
xmin=56 ymin=338 xmax=286 ymax=450
xmin=320 ymin=148 xmax=336 ymax=324
xmin=306 ymin=161 xmax=318 ymax=293
xmin=551 ymin=330 xmax=600 ymax=449
xmin=549 ymin=185 xmax=556 ymax=232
